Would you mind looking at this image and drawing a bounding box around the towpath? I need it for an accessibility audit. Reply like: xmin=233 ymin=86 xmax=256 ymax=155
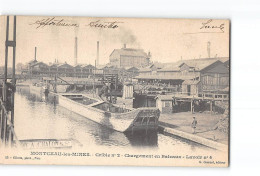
xmin=159 ymin=112 xmax=229 ymax=145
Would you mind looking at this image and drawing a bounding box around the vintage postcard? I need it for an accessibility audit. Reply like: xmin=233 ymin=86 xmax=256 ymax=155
xmin=0 ymin=15 xmax=230 ymax=167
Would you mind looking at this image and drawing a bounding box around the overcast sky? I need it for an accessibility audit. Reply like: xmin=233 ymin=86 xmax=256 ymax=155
xmin=0 ymin=16 xmax=229 ymax=66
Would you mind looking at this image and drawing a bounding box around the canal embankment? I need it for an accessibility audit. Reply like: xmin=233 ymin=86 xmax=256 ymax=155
xmin=158 ymin=112 xmax=229 ymax=151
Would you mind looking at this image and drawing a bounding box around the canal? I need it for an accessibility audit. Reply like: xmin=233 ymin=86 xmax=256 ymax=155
xmin=14 ymin=87 xmax=212 ymax=152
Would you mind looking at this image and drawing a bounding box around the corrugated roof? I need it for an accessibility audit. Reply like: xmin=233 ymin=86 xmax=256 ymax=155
xmin=111 ymin=48 xmax=148 ymax=57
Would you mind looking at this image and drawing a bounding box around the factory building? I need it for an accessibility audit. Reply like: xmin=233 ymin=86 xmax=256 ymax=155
xmin=109 ymin=44 xmax=151 ymax=68
xmin=134 ymin=57 xmax=229 ymax=95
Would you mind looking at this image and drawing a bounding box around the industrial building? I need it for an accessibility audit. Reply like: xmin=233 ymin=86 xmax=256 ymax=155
xmin=134 ymin=57 xmax=229 ymax=95
xmin=109 ymin=44 xmax=151 ymax=68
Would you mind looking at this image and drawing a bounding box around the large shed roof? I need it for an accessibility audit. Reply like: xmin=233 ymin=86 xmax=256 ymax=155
xmin=159 ymin=57 xmax=229 ymax=72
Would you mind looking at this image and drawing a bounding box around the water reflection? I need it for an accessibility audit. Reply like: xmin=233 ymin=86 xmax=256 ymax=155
xmin=125 ymin=131 xmax=158 ymax=147
xmin=15 ymin=87 xmax=211 ymax=152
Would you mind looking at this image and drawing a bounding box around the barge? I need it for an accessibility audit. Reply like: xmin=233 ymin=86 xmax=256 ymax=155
xmin=29 ymin=82 xmax=49 ymax=95
xmin=58 ymin=94 xmax=160 ymax=132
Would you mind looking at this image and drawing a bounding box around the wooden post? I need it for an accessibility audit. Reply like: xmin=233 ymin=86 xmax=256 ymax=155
xmin=93 ymin=60 xmax=96 ymax=97
xmin=8 ymin=125 xmax=12 ymax=147
xmin=191 ymin=99 xmax=193 ymax=114
xmin=54 ymin=74 xmax=57 ymax=93
xmin=0 ymin=106 xmax=3 ymax=142
xmin=4 ymin=16 xmax=9 ymax=85
xmin=1 ymin=107 xmax=6 ymax=142
xmin=114 ymin=74 xmax=118 ymax=103
xmin=1 ymin=16 xmax=10 ymax=144
xmin=0 ymin=106 xmax=2 ymax=139
xmin=210 ymin=100 xmax=213 ymax=115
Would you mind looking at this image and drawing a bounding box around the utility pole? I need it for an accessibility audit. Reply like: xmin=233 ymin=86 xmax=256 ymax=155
xmin=0 ymin=16 xmax=16 ymax=145
xmin=96 ymin=41 xmax=99 ymax=67
xmin=1 ymin=16 xmax=9 ymax=143
xmin=207 ymin=41 xmax=211 ymax=58
xmin=11 ymin=16 xmax=17 ymax=143
xmin=74 ymin=37 xmax=78 ymax=66
xmin=93 ymin=60 xmax=96 ymax=96
xmin=54 ymin=74 xmax=57 ymax=93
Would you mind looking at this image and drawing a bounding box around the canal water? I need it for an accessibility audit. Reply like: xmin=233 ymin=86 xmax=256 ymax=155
xmin=14 ymin=87 xmax=212 ymax=152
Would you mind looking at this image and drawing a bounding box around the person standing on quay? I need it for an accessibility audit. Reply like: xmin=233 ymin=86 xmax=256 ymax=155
xmin=191 ymin=116 xmax=197 ymax=134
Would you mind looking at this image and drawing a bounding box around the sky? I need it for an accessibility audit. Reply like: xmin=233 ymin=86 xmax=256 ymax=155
xmin=0 ymin=16 xmax=229 ymax=67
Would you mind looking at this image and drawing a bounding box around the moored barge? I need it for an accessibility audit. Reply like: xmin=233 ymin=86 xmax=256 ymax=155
xmin=58 ymin=94 xmax=160 ymax=132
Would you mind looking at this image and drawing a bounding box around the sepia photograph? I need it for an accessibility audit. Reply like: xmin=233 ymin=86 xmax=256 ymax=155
xmin=0 ymin=15 xmax=230 ymax=167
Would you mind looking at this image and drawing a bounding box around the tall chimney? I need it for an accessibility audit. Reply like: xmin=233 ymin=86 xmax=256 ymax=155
xmin=97 ymin=41 xmax=99 ymax=66
xmin=148 ymin=51 xmax=151 ymax=58
xmin=34 ymin=47 xmax=37 ymax=61
xmin=123 ymin=44 xmax=126 ymax=49
xmin=74 ymin=37 xmax=78 ymax=66
xmin=207 ymin=41 xmax=211 ymax=58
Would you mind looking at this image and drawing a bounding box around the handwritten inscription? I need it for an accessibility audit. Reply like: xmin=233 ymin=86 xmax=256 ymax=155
xmin=30 ymin=17 xmax=79 ymax=29
xmin=200 ymin=19 xmax=225 ymax=33
xmin=88 ymin=20 xmax=123 ymax=29
xmin=184 ymin=19 xmax=226 ymax=34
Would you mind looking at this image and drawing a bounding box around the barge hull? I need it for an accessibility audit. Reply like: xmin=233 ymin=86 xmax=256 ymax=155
xmin=58 ymin=94 xmax=160 ymax=132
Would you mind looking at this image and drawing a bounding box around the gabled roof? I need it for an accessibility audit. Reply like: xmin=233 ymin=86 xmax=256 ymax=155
xmin=50 ymin=63 xmax=73 ymax=68
xmin=179 ymin=59 xmax=218 ymax=71
xmin=126 ymin=66 xmax=139 ymax=72
xmin=74 ymin=64 xmax=95 ymax=69
xmin=74 ymin=64 xmax=83 ymax=68
xmin=159 ymin=57 xmax=229 ymax=72
xmin=216 ymin=57 xmax=229 ymax=63
xmin=110 ymin=48 xmax=148 ymax=58
xmin=81 ymin=64 xmax=95 ymax=69
xmin=58 ymin=63 xmax=74 ymax=68
xmin=139 ymin=67 xmax=152 ymax=72
xmin=138 ymin=64 xmax=159 ymax=72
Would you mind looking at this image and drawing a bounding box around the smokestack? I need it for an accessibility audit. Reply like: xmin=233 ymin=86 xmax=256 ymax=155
xmin=34 ymin=47 xmax=37 ymax=61
xmin=148 ymin=51 xmax=151 ymax=58
xmin=123 ymin=44 xmax=126 ymax=49
xmin=207 ymin=41 xmax=211 ymax=58
xmin=74 ymin=37 xmax=78 ymax=66
xmin=97 ymin=41 xmax=99 ymax=66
